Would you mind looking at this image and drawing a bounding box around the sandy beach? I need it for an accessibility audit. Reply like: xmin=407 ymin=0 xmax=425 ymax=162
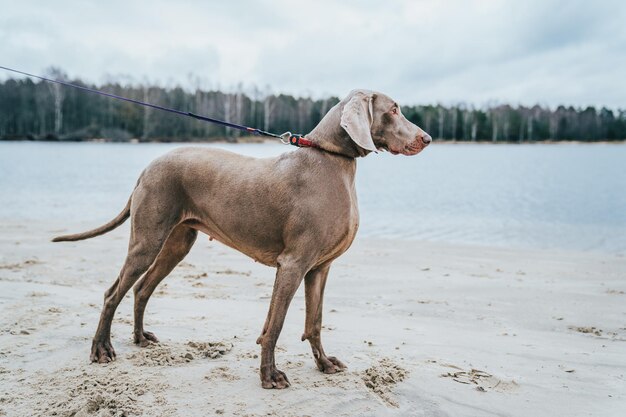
xmin=0 ymin=219 xmax=624 ymax=416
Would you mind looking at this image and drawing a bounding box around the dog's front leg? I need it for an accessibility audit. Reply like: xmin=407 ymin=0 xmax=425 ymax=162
xmin=256 ymin=258 xmax=307 ymax=389
xmin=301 ymin=263 xmax=346 ymax=373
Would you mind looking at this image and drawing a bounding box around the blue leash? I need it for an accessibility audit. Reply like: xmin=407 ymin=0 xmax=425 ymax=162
xmin=0 ymin=65 xmax=289 ymax=141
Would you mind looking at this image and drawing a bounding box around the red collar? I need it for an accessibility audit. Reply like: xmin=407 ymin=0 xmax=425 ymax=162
xmin=287 ymin=134 xmax=320 ymax=149
xmin=280 ymin=132 xmax=354 ymax=159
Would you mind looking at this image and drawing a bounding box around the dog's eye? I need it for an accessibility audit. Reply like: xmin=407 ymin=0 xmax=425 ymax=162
xmin=390 ymin=107 xmax=398 ymax=115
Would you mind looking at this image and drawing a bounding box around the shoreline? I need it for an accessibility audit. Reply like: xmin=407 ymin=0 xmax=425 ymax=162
xmin=1 ymin=221 xmax=624 ymax=416
xmin=1 ymin=138 xmax=625 ymax=145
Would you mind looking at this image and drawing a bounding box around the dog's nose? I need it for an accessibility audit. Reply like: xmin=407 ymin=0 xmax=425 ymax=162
xmin=421 ymin=133 xmax=432 ymax=145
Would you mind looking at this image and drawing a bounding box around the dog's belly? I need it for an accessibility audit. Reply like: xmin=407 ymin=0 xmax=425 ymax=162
xmin=184 ymin=212 xmax=358 ymax=269
xmin=183 ymin=217 xmax=284 ymax=267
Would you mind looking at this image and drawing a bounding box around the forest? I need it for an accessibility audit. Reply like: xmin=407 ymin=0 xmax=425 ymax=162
xmin=1 ymin=69 xmax=625 ymax=142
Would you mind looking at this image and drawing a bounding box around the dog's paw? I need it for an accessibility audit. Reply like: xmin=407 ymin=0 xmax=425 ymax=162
xmin=261 ymin=367 xmax=291 ymax=389
xmin=316 ymin=355 xmax=347 ymax=374
xmin=134 ymin=330 xmax=159 ymax=347
xmin=90 ymin=339 xmax=116 ymax=363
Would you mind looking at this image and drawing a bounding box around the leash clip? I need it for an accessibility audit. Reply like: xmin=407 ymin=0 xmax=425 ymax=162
xmin=279 ymin=131 xmax=317 ymax=148
xmin=279 ymin=132 xmax=292 ymax=145
xmin=280 ymin=131 xmax=305 ymax=147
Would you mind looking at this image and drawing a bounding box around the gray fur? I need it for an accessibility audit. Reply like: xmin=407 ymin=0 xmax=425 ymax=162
xmin=53 ymin=89 xmax=431 ymax=389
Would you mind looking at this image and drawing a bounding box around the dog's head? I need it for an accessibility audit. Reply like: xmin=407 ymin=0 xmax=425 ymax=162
xmin=340 ymin=89 xmax=431 ymax=156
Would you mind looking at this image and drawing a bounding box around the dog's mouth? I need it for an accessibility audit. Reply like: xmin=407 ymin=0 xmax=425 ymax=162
xmin=378 ymin=144 xmax=399 ymax=155
xmin=379 ymin=142 xmax=426 ymax=156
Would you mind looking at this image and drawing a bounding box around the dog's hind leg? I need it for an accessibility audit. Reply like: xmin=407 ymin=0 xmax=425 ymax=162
xmin=90 ymin=196 xmax=180 ymax=363
xmin=91 ymin=242 xmax=166 ymax=363
xmin=132 ymin=225 xmax=198 ymax=347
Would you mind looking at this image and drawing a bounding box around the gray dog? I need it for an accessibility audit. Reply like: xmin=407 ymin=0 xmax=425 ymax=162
xmin=53 ymin=89 xmax=431 ymax=389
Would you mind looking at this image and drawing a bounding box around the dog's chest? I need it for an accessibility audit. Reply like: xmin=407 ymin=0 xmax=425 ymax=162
xmin=315 ymin=182 xmax=359 ymax=265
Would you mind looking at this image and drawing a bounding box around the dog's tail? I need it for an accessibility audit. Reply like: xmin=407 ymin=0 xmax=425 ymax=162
xmin=52 ymin=196 xmax=132 ymax=242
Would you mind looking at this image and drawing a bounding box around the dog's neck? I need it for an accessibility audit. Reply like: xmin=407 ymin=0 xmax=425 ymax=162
xmin=305 ymin=103 xmax=371 ymax=159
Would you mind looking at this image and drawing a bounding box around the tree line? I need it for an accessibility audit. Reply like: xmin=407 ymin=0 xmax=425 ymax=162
xmin=1 ymin=69 xmax=624 ymax=142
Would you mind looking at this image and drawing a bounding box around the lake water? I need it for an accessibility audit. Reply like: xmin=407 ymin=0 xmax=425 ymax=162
xmin=1 ymin=142 xmax=625 ymax=253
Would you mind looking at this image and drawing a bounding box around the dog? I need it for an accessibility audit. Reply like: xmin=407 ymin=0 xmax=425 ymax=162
xmin=53 ymin=89 xmax=431 ymax=388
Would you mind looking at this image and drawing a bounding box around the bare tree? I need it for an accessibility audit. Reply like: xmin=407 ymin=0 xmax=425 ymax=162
xmin=298 ymin=98 xmax=313 ymax=133
xmin=45 ymin=67 xmax=67 ymax=135
xmin=471 ymin=112 xmax=477 ymax=142
xmin=34 ymin=83 xmax=50 ymax=136
xmin=249 ymin=85 xmax=261 ymax=128
xmin=518 ymin=109 xmax=526 ymax=142
xmin=451 ymin=107 xmax=458 ymax=140
xmin=549 ymin=109 xmax=558 ymax=140
xmin=460 ymin=104 xmax=469 ymax=140
xmin=424 ymin=111 xmax=432 ymax=136
xmin=491 ymin=109 xmax=499 ymax=142
xmin=141 ymin=80 xmax=152 ymax=140
xmin=437 ymin=106 xmax=444 ymax=139
xmin=223 ymin=93 xmax=232 ymax=138
xmin=263 ymin=87 xmax=275 ymax=132
xmin=503 ymin=118 xmax=510 ymax=141
xmin=234 ymin=83 xmax=244 ymax=137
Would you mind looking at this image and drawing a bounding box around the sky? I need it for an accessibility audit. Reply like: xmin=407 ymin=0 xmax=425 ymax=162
xmin=1 ymin=0 xmax=625 ymax=108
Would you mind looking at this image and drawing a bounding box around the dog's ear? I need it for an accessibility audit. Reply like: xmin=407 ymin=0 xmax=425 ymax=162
xmin=340 ymin=91 xmax=377 ymax=152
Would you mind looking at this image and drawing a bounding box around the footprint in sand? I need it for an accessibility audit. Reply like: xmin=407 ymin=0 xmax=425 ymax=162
xmin=0 ymin=259 xmax=41 ymax=271
xmin=205 ymin=365 xmax=240 ymax=382
xmin=127 ymin=341 xmax=233 ymax=366
xmin=569 ymin=326 xmax=603 ymax=336
xmin=362 ymin=358 xmax=409 ymax=407
xmin=439 ymin=364 xmax=519 ymax=393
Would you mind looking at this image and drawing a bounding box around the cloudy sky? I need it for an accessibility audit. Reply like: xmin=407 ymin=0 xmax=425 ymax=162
xmin=1 ymin=0 xmax=624 ymax=108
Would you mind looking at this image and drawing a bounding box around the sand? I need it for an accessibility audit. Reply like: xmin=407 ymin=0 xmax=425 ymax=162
xmin=0 ymin=220 xmax=624 ymax=416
